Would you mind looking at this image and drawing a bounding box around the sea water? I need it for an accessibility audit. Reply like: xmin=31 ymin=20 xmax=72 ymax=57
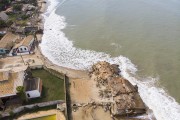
xmin=40 ymin=0 xmax=180 ymax=119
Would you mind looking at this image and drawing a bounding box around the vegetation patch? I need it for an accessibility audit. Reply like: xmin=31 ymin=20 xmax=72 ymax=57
xmin=26 ymin=69 xmax=65 ymax=104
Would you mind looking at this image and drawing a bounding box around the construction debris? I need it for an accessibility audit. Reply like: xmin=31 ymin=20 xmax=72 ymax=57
xmin=90 ymin=61 xmax=146 ymax=117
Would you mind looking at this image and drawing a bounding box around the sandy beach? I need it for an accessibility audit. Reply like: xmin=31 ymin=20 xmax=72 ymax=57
xmin=0 ymin=0 xmax=180 ymax=120
xmin=12 ymin=0 xmax=157 ymax=120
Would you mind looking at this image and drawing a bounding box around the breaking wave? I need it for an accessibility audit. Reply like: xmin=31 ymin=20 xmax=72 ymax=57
xmin=40 ymin=0 xmax=180 ymax=120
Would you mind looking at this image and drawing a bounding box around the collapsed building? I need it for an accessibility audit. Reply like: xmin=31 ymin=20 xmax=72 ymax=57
xmin=90 ymin=61 xmax=146 ymax=117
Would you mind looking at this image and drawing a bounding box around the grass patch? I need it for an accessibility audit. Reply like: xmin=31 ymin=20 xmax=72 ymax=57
xmin=27 ymin=69 xmax=65 ymax=104
xmin=8 ymin=13 xmax=29 ymax=26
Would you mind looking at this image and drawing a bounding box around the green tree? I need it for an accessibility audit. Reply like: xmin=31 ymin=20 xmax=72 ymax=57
xmin=0 ymin=20 xmax=7 ymax=27
xmin=16 ymin=86 xmax=27 ymax=102
xmin=20 ymin=14 xmax=29 ymax=20
xmin=0 ymin=0 xmax=11 ymax=11
xmin=13 ymin=4 xmax=22 ymax=11
xmin=6 ymin=20 xmax=13 ymax=27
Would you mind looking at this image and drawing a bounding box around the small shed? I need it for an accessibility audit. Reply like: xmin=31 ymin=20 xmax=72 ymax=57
xmin=24 ymin=78 xmax=42 ymax=99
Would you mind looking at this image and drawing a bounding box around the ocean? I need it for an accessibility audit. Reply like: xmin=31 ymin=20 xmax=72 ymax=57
xmin=40 ymin=0 xmax=180 ymax=119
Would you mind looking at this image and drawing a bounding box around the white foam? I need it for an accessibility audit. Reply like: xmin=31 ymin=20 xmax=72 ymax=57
xmin=40 ymin=0 xmax=180 ymax=120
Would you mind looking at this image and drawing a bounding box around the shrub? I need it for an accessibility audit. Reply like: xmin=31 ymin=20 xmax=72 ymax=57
xmin=16 ymin=86 xmax=27 ymax=102
xmin=13 ymin=4 xmax=22 ymax=11
xmin=0 ymin=20 xmax=7 ymax=27
xmin=6 ymin=20 xmax=13 ymax=27
xmin=9 ymin=111 xmax=14 ymax=117
xmin=20 ymin=14 xmax=29 ymax=20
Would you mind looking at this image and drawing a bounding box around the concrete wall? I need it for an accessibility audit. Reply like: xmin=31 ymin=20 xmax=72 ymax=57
xmin=16 ymin=52 xmax=31 ymax=56
xmin=0 ymin=100 xmax=65 ymax=119
xmin=43 ymin=66 xmax=65 ymax=80
xmin=30 ymin=65 xmax=43 ymax=69
xmin=64 ymin=75 xmax=72 ymax=120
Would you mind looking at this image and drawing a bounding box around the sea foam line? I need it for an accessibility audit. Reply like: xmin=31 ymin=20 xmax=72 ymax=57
xmin=40 ymin=0 xmax=180 ymax=120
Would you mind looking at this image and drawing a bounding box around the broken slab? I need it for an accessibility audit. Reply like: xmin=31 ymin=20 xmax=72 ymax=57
xmin=90 ymin=61 xmax=146 ymax=117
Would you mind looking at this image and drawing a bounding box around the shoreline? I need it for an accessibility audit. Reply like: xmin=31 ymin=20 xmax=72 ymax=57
xmin=37 ymin=0 xmax=89 ymax=79
xmin=1 ymin=0 xmax=180 ymax=119
xmin=36 ymin=3 xmax=154 ymax=119
xmin=35 ymin=0 xmax=179 ymax=119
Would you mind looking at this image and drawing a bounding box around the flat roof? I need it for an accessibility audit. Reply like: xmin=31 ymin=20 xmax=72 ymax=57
xmin=24 ymin=78 xmax=40 ymax=91
xmin=22 ymin=35 xmax=34 ymax=46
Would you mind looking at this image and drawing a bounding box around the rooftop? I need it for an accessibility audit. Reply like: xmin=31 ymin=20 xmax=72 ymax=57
xmin=13 ymin=35 xmax=34 ymax=48
xmin=22 ymin=35 xmax=34 ymax=46
xmin=0 ymin=66 xmax=28 ymax=98
xmin=24 ymin=77 xmax=40 ymax=91
xmin=0 ymin=32 xmax=18 ymax=49
xmin=0 ymin=70 xmax=9 ymax=81
xmin=0 ymin=12 xmax=8 ymax=21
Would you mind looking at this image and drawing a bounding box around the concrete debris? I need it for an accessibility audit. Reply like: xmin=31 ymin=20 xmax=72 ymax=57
xmin=89 ymin=61 xmax=146 ymax=117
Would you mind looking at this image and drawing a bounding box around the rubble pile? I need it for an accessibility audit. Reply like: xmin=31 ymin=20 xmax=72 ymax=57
xmin=90 ymin=61 xmax=146 ymax=117
xmin=90 ymin=61 xmax=120 ymax=87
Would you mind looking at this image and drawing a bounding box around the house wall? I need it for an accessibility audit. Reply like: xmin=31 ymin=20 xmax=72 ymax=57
xmin=0 ymin=48 xmax=6 ymax=54
xmin=26 ymin=90 xmax=41 ymax=99
xmin=0 ymin=48 xmax=9 ymax=55
xmin=17 ymin=38 xmax=34 ymax=53
xmin=16 ymin=52 xmax=31 ymax=56
xmin=29 ymin=38 xmax=34 ymax=47
xmin=18 ymin=46 xmax=29 ymax=53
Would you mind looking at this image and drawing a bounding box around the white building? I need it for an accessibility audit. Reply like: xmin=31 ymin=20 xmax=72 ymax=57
xmin=24 ymin=77 xmax=42 ymax=99
xmin=12 ymin=35 xmax=35 ymax=56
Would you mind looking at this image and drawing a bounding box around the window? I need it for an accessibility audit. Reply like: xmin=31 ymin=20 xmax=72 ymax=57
xmin=0 ymin=50 xmax=3 ymax=52
xmin=27 ymin=93 xmax=30 ymax=98
xmin=24 ymin=48 xmax=27 ymax=50
xmin=20 ymin=48 xmax=23 ymax=51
